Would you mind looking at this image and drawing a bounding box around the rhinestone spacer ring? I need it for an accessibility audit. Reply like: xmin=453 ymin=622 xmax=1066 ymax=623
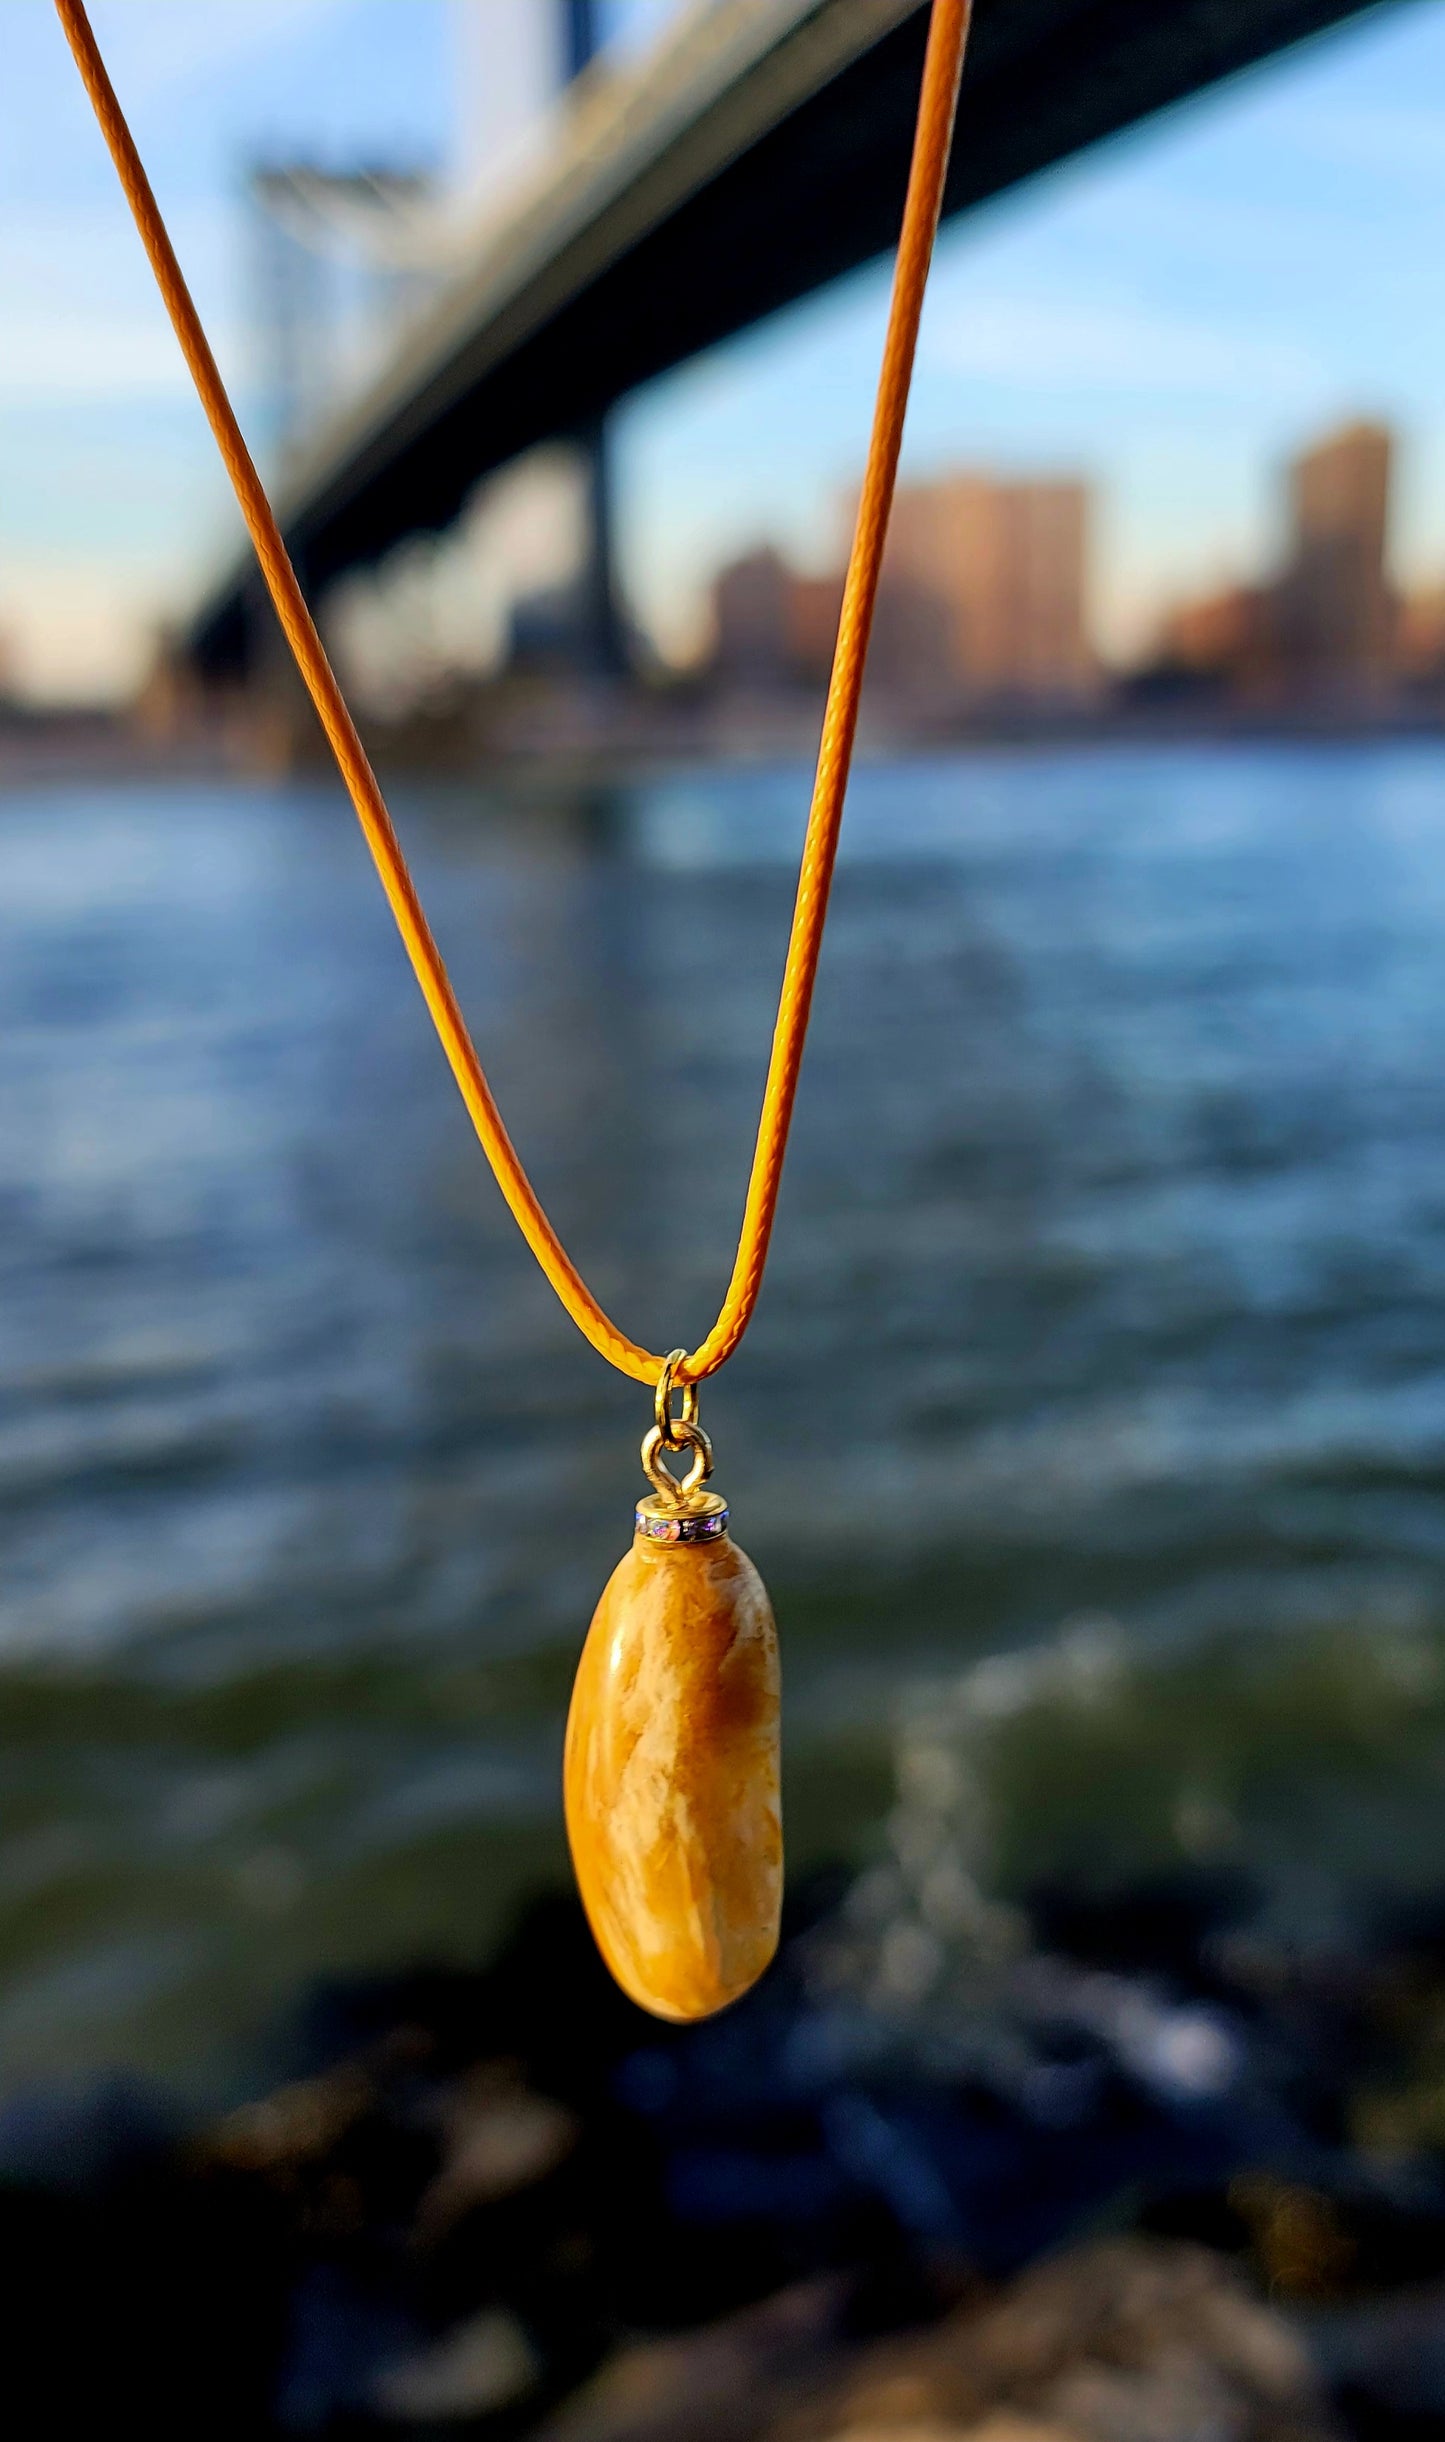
xmin=635 ymin=1498 xmax=729 ymax=1543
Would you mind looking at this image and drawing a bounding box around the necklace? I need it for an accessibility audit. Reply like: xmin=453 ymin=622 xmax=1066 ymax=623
xmin=55 ymin=0 xmax=971 ymax=2021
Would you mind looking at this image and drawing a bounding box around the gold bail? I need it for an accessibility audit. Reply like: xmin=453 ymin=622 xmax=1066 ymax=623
xmin=640 ymin=1347 xmax=715 ymax=1510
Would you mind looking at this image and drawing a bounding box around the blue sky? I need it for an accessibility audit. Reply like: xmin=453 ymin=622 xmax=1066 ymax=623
xmin=3 ymin=0 xmax=1445 ymax=699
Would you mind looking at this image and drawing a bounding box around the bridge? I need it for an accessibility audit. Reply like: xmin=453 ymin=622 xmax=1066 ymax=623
xmin=190 ymin=0 xmax=1382 ymax=678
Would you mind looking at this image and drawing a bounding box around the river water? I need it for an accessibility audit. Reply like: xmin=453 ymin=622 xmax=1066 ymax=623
xmin=6 ymin=742 xmax=1445 ymax=2092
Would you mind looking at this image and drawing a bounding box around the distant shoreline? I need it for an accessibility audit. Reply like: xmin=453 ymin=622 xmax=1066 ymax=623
xmin=5 ymin=694 xmax=1445 ymax=788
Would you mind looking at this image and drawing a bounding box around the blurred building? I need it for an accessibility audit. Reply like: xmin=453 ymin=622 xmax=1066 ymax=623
xmin=1398 ymin=585 xmax=1445 ymax=705
xmin=787 ymin=572 xmax=847 ymax=685
xmin=1156 ymin=584 xmax=1264 ymax=677
xmin=1144 ymin=583 xmax=1269 ymax=702
xmin=707 ymin=549 xmax=853 ymax=689
xmin=709 ymin=469 xmax=1095 ymax=711
xmin=711 ymin=548 xmax=795 ymax=684
xmin=1140 ymin=417 xmax=1399 ymax=711
xmin=882 ymin=474 xmax=1095 ymax=707
xmin=1271 ymin=419 xmax=1395 ymax=703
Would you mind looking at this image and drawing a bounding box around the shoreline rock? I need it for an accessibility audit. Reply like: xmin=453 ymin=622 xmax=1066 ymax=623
xmin=4 ymin=1870 xmax=1445 ymax=2435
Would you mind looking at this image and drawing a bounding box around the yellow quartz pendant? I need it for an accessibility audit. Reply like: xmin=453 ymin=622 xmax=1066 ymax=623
xmin=564 ymin=1368 xmax=782 ymax=2022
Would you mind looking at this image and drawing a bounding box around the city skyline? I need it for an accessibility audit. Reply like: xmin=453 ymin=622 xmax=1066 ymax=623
xmin=3 ymin=0 xmax=1445 ymax=704
xmin=1149 ymin=418 xmax=1404 ymax=707
xmin=708 ymin=467 xmax=1094 ymax=712
xmin=699 ymin=410 xmax=1445 ymax=718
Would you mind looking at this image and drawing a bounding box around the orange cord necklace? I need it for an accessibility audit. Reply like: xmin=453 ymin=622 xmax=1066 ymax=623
xmin=55 ymin=0 xmax=970 ymax=1389
xmin=55 ymin=0 xmax=972 ymax=2020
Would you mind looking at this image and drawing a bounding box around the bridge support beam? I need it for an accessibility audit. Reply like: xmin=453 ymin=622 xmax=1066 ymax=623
xmin=575 ymin=415 xmax=629 ymax=679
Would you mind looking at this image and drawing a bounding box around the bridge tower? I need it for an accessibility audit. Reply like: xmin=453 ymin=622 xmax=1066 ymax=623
xmin=247 ymin=0 xmax=627 ymax=694
xmin=453 ymin=0 xmax=627 ymax=677
xmin=561 ymin=4 xmax=629 ymax=678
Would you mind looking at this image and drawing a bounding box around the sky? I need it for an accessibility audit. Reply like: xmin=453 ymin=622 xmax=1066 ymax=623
xmin=2 ymin=0 xmax=1445 ymax=701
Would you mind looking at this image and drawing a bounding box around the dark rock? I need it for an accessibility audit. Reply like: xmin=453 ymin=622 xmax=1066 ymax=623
xmin=767 ymin=2238 xmax=1342 ymax=2442
xmin=1303 ymin=2280 xmax=1445 ymax=2435
xmin=532 ymin=2278 xmax=850 ymax=2442
xmin=529 ymin=2240 xmax=1341 ymax=2442
xmin=370 ymin=2303 xmax=541 ymax=2425
xmin=7 ymin=1874 xmax=1445 ymax=2434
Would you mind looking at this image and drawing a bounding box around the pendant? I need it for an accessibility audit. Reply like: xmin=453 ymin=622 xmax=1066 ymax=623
xmin=564 ymin=1357 xmax=782 ymax=2022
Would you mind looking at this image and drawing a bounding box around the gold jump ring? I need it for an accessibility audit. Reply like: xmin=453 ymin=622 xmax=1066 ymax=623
xmin=641 ymin=1418 xmax=713 ymax=1506
xmin=654 ymin=1347 xmax=700 ymax=1450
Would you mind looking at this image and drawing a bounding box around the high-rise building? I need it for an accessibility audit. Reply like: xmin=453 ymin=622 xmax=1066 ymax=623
xmin=1149 ymin=584 xmax=1267 ymax=696
xmin=785 ymin=572 xmax=846 ymax=686
xmin=1398 ymin=585 xmax=1445 ymax=702
xmin=708 ymin=551 xmax=856 ymax=688
xmin=709 ymin=469 xmax=1095 ymax=707
xmin=1272 ymin=419 xmax=1395 ymax=701
xmin=881 ymin=474 xmax=1095 ymax=705
xmin=711 ymin=547 xmax=795 ymax=682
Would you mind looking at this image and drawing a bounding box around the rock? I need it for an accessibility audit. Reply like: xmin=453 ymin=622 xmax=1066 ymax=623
xmin=534 ymin=2276 xmax=847 ymax=2442
xmin=1303 ymin=2276 xmax=1445 ymax=2426
xmin=0 ymin=2072 xmax=176 ymax=2189
xmin=371 ymin=2304 xmax=539 ymax=2422
xmin=818 ymin=2423 xmax=1070 ymax=2442
xmin=767 ymin=2240 xmax=1342 ymax=2442
xmin=529 ymin=2242 xmax=1338 ymax=2442
xmin=414 ymin=2062 xmax=579 ymax=2239
xmin=564 ymin=1508 xmax=782 ymax=2023
xmin=202 ymin=2061 xmax=377 ymax=2174
xmin=15 ymin=1875 xmax=1445 ymax=2435
xmin=1226 ymin=2177 xmax=1357 ymax=2302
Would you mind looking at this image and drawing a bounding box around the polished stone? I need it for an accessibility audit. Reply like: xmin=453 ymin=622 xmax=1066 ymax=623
xmin=564 ymin=1520 xmax=781 ymax=2022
